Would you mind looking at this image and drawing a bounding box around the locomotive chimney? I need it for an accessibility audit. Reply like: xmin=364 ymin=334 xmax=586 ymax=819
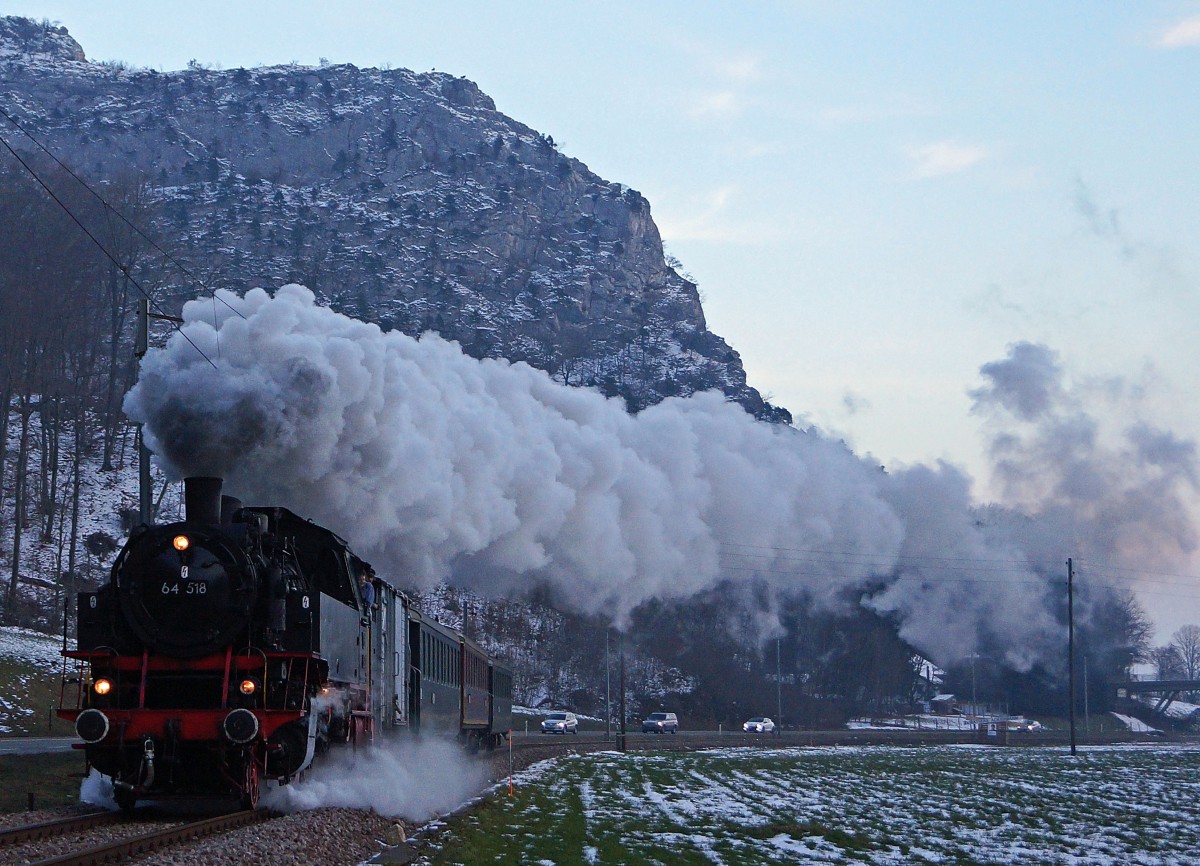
xmin=184 ymin=477 xmax=223 ymax=525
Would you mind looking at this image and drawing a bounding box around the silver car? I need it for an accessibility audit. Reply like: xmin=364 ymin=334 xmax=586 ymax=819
xmin=540 ymin=711 xmax=578 ymax=734
xmin=742 ymin=716 xmax=776 ymax=733
xmin=641 ymin=711 xmax=678 ymax=733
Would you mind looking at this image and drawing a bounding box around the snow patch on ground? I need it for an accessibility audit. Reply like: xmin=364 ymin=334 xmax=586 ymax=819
xmin=1111 ymin=712 xmax=1162 ymax=733
xmin=0 ymin=625 xmax=63 ymax=670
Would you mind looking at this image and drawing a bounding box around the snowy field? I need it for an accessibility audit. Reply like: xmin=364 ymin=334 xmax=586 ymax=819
xmin=418 ymin=744 xmax=1200 ymax=864
xmin=0 ymin=626 xmax=65 ymax=735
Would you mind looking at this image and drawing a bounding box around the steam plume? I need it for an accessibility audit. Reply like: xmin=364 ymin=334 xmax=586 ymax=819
xmin=124 ymin=288 xmax=1196 ymax=667
xmin=262 ymin=739 xmax=486 ymax=819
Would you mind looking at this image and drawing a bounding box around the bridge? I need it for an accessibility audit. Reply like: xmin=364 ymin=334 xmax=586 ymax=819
xmin=1114 ymin=679 xmax=1200 ymax=716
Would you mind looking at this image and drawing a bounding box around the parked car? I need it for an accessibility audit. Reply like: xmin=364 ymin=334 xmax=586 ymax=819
xmin=540 ymin=711 xmax=578 ymax=734
xmin=641 ymin=711 xmax=679 ymax=733
xmin=742 ymin=716 xmax=776 ymax=733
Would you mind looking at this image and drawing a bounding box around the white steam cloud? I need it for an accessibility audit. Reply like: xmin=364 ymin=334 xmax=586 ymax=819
xmin=124 ymin=287 xmax=1197 ymax=668
xmin=970 ymin=341 xmax=1199 ymax=580
xmin=262 ymin=738 xmax=487 ymax=819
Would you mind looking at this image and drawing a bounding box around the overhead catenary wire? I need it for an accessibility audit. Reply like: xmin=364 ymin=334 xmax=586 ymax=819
xmin=714 ymin=541 xmax=1200 ymax=602
xmin=0 ymin=126 xmax=217 ymax=369
xmin=0 ymin=103 xmax=245 ymax=324
xmin=719 ymin=540 xmax=1200 ymax=583
xmin=0 ymin=110 xmax=245 ymax=369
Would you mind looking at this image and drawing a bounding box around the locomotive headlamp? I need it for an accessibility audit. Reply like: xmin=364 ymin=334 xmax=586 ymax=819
xmin=93 ymin=678 xmax=112 ymax=696
xmin=172 ymin=535 xmax=190 ymax=551
xmin=239 ymin=678 xmax=258 ymax=695
xmin=76 ymin=708 xmax=110 ymax=744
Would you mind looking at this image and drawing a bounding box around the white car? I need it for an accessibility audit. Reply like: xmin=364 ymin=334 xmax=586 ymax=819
xmin=743 ymin=717 xmax=776 ymax=733
xmin=541 ymin=711 xmax=578 ymax=734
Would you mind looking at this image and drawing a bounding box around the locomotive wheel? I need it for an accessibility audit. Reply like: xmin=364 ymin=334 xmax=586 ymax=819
xmin=241 ymin=759 xmax=261 ymax=810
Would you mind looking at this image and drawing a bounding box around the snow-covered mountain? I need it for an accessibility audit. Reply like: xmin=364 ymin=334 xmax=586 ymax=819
xmin=0 ymin=15 xmax=788 ymax=421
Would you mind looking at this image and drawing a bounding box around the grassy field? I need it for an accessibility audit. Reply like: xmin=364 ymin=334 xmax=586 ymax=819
xmin=0 ymin=753 xmax=84 ymax=813
xmin=415 ymin=745 xmax=1200 ymax=865
xmin=0 ymin=625 xmax=77 ymax=739
xmin=0 ymin=655 xmax=75 ymax=738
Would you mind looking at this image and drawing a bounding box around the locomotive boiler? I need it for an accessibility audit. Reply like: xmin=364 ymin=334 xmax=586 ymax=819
xmin=57 ymin=477 xmax=512 ymax=810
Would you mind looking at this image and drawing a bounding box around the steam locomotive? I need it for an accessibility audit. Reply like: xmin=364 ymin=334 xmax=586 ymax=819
xmin=57 ymin=477 xmax=513 ymax=810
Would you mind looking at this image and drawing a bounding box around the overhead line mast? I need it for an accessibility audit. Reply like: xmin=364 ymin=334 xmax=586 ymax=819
xmin=135 ymin=298 xmax=183 ymax=527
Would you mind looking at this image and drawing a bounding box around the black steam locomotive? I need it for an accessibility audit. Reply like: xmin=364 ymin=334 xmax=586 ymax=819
xmin=57 ymin=477 xmax=513 ymax=809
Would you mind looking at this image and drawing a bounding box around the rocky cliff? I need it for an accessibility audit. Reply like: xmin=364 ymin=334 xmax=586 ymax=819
xmin=0 ymin=16 xmax=788 ymax=421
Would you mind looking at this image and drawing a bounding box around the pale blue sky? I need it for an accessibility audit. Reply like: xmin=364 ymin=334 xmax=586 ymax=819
xmin=7 ymin=1 xmax=1200 ymax=494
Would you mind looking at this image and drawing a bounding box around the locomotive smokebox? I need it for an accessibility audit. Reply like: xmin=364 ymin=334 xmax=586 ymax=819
xmin=184 ymin=476 xmax=223 ymax=525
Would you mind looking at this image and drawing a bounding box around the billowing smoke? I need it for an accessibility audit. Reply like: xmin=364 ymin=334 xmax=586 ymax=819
xmin=79 ymin=738 xmax=484 ymax=820
xmin=970 ymin=341 xmax=1198 ymax=568
xmin=262 ymin=738 xmax=487 ymax=819
xmin=80 ymin=769 xmax=118 ymax=810
xmin=124 ymin=287 xmax=1196 ymax=668
xmin=968 ymin=341 xmax=1199 ymax=634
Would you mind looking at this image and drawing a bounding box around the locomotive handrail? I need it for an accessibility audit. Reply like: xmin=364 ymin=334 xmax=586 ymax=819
xmin=220 ymin=646 xmax=233 ymax=706
xmin=59 ymin=646 xmax=125 ymax=712
xmin=238 ymin=645 xmax=269 ymax=706
xmin=137 ymin=649 xmax=149 ymax=709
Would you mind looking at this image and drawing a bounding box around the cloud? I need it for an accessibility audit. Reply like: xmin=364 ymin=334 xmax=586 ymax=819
xmin=969 ymin=343 xmax=1200 ymax=576
xmin=811 ymin=96 xmax=936 ymax=129
xmin=1157 ymin=15 xmax=1200 ymax=48
xmin=714 ymin=55 xmax=762 ymax=83
xmin=970 ymin=342 xmax=1066 ymax=423
xmin=655 ymin=186 xmax=785 ymax=244
xmin=689 ymin=89 xmax=741 ymax=120
xmin=842 ymin=391 xmax=871 ymax=416
xmin=1073 ymin=176 xmax=1140 ymax=259
xmin=908 ymin=141 xmax=990 ymax=178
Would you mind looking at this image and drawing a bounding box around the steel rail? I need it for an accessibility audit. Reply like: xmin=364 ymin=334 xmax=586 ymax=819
xmin=25 ymin=809 xmax=275 ymax=866
xmin=0 ymin=812 xmax=122 ymax=846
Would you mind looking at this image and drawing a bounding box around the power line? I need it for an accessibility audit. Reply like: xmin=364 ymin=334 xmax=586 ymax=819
xmin=718 ymin=539 xmax=1051 ymax=568
xmin=713 ymin=544 xmax=1200 ymax=603
xmin=717 ymin=540 xmax=1200 ymax=586
xmin=0 ymin=127 xmax=218 ymax=369
xmin=0 ymin=104 xmax=244 ymax=323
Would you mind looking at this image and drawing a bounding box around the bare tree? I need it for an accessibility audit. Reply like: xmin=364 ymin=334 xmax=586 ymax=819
xmin=1150 ymin=645 xmax=1183 ymax=680
xmin=0 ymin=159 xmax=110 ymax=619
xmin=1170 ymin=624 xmax=1200 ymax=680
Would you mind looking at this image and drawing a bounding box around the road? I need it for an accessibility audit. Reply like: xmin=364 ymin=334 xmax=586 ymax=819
xmin=513 ymin=727 xmax=1173 ymax=748
xmin=0 ymin=737 xmax=77 ymax=755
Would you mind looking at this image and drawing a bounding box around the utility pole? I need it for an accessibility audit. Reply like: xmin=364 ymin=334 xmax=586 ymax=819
xmin=133 ymin=300 xmax=182 ymax=528
xmin=618 ymin=631 xmax=626 ymax=753
xmin=776 ymin=637 xmax=782 ymax=734
xmin=605 ymin=628 xmax=611 ymax=739
xmin=135 ymin=298 xmax=153 ymax=527
xmin=1083 ymin=651 xmax=1089 ymax=735
xmin=1068 ymin=557 xmax=1077 ymax=756
xmin=971 ymin=653 xmax=977 ymax=718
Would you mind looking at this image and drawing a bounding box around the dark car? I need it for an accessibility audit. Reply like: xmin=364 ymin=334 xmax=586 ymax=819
xmin=641 ymin=711 xmax=678 ymax=733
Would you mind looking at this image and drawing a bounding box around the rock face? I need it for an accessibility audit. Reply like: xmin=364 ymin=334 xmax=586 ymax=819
xmin=0 ymin=16 xmax=788 ymax=420
xmin=0 ymin=17 xmax=85 ymax=63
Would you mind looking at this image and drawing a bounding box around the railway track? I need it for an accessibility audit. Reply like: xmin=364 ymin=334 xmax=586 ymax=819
xmin=1 ymin=809 xmax=273 ymax=866
xmin=0 ymin=811 xmax=124 ymax=846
